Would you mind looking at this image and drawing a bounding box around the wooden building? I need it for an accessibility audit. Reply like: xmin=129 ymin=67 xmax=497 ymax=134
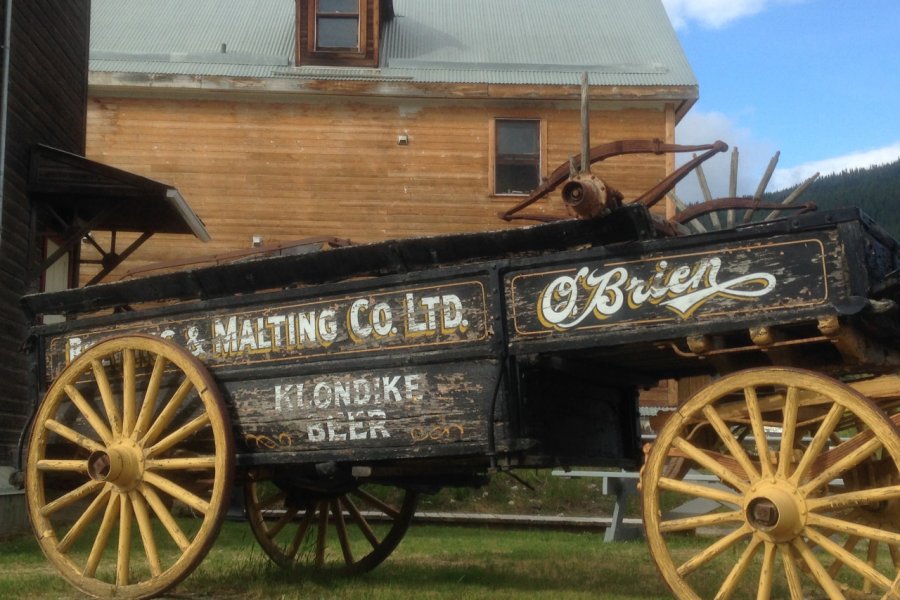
xmin=87 ymin=0 xmax=699 ymax=277
xmin=0 ymin=1 xmax=90 ymax=470
xmin=0 ymin=1 xmax=207 ymax=502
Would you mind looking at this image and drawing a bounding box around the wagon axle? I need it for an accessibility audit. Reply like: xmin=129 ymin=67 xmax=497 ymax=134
xmin=86 ymin=438 xmax=144 ymax=491
xmin=744 ymin=481 xmax=806 ymax=543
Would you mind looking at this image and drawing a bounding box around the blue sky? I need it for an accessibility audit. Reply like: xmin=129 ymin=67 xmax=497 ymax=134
xmin=662 ymin=0 xmax=900 ymax=197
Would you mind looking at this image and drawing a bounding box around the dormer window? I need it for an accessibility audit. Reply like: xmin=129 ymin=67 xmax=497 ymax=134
xmin=315 ymin=0 xmax=362 ymax=50
xmin=296 ymin=0 xmax=383 ymax=67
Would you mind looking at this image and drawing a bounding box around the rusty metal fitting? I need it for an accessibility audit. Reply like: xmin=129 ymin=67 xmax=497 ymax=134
xmin=562 ymin=174 xmax=608 ymax=219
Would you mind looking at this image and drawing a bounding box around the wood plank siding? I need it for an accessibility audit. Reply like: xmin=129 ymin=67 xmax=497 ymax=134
xmin=85 ymin=94 xmax=670 ymax=277
xmin=0 ymin=0 xmax=89 ymax=464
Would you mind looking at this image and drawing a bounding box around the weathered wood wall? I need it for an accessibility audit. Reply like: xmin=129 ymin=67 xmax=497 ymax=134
xmin=85 ymin=94 xmax=670 ymax=277
xmin=0 ymin=0 xmax=89 ymax=464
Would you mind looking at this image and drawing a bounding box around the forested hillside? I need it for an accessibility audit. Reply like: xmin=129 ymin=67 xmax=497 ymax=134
xmin=765 ymin=158 xmax=900 ymax=237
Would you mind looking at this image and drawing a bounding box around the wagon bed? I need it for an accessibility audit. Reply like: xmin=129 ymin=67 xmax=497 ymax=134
xmin=19 ymin=204 xmax=900 ymax=600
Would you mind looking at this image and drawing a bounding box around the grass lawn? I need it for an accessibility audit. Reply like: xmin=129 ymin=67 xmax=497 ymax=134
xmin=0 ymin=520 xmax=675 ymax=599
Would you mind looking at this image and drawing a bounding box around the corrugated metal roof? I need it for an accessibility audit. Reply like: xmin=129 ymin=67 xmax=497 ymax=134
xmin=90 ymin=0 xmax=696 ymax=89
xmin=92 ymin=0 xmax=295 ymax=62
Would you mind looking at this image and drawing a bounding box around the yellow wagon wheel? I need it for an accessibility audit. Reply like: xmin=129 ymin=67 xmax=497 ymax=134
xmin=25 ymin=335 xmax=234 ymax=599
xmin=244 ymin=479 xmax=417 ymax=573
xmin=642 ymin=367 xmax=900 ymax=600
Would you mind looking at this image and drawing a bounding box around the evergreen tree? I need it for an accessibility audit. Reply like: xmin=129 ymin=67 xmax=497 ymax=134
xmin=765 ymin=159 xmax=900 ymax=237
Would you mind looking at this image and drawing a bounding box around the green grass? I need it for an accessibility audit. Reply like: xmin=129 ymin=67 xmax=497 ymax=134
xmin=5 ymin=518 xmax=891 ymax=599
xmin=0 ymin=521 xmax=674 ymax=599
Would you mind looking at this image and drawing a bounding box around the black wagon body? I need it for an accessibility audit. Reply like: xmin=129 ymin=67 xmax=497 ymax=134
xmin=19 ymin=204 xmax=900 ymax=599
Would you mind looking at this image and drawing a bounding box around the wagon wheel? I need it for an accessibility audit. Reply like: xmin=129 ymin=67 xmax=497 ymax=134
xmin=642 ymin=367 xmax=900 ymax=599
xmin=25 ymin=335 xmax=234 ymax=599
xmin=244 ymin=479 xmax=417 ymax=574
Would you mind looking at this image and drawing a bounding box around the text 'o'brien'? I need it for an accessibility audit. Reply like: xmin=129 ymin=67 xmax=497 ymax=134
xmin=537 ymin=256 xmax=776 ymax=329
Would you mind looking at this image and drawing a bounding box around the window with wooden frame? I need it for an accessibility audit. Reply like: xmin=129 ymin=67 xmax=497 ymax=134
xmin=492 ymin=119 xmax=542 ymax=196
xmin=311 ymin=0 xmax=365 ymax=53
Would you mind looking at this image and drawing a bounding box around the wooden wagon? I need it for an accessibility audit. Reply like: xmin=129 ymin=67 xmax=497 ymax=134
xmin=17 ymin=147 xmax=900 ymax=598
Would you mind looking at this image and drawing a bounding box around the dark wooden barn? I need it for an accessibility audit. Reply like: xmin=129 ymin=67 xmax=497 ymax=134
xmin=0 ymin=3 xmax=206 ymax=536
xmin=0 ymin=1 xmax=90 ymax=472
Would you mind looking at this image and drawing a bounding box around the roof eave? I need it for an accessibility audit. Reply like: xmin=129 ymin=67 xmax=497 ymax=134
xmin=673 ymin=88 xmax=699 ymax=124
xmin=89 ymin=70 xmax=700 ymax=104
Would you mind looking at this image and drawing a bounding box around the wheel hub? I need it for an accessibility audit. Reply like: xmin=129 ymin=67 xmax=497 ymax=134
xmin=744 ymin=481 xmax=807 ymax=543
xmin=87 ymin=438 xmax=145 ymax=491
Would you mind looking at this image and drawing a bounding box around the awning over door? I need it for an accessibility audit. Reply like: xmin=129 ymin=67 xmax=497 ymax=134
xmin=28 ymin=144 xmax=210 ymax=285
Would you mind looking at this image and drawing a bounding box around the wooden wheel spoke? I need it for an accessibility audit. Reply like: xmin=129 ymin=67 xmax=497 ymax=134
xmin=130 ymin=490 xmax=162 ymax=578
xmin=84 ymin=492 xmax=121 ymax=578
xmin=266 ymin=507 xmax=300 ymax=539
xmin=805 ymin=527 xmax=892 ymax=591
xmin=791 ymin=537 xmax=848 ymax=600
xmin=36 ymin=458 xmax=88 ymax=474
xmin=122 ymin=349 xmax=136 ymax=437
xmin=58 ymin=486 xmax=112 ymax=554
xmin=743 ymin=386 xmax=774 ymax=479
xmin=133 ymin=354 xmax=167 ymax=441
xmin=44 ymin=419 xmax=104 ymax=454
xmin=757 ymin=542 xmax=776 ymax=600
xmin=806 ymin=484 xmax=900 ymax=512
xmin=806 ymin=425 xmax=879 ymax=480
xmin=146 ymin=413 xmax=210 ymax=459
xmin=676 ymin=525 xmax=751 ymax=577
xmin=790 ymin=402 xmax=845 ymax=485
xmin=659 ymin=510 xmax=743 ymax=534
xmin=64 ymin=384 xmax=113 ymax=445
xmin=333 ymin=499 xmax=354 ymax=566
xmin=782 ymin=544 xmax=805 ymax=600
xmin=352 ymin=488 xmax=401 ymax=519
xmin=716 ymin=535 xmax=762 ymax=600
xmin=702 ymin=405 xmax=761 ymax=482
xmin=777 ymin=385 xmax=799 ymax=479
xmin=139 ymin=483 xmax=191 ymax=552
xmin=658 ymin=476 xmax=743 ymax=506
xmin=41 ymin=479 xmax=105 ymax=518
xmin=315 ymin=501 xmax=329 ymax=567
xmin=91 ymin=359 xmax=122 ymax=438
xmin=864 ymin=539 xmax=878 ymax=594
xmin=141 ymin=377 xmax=194 ymax=447
xmin=143 ymin=471 xmax=210 ymax=515
xmin=117 ymin=494 xmax=133 ymax=586
xmin=342 ymin=494 xmax=380 ymax=548
xmin=801 ymin=435 xmax=883 ymax=495
xmin=672 ymin=437 xmax=749 ymax=492
xmin=807 ymin=513 xmax=900 ymax=546
xmin=890 ymin=544 xmax=900 ymax=569
xmin=146 ymin=456 xmax=217 ymax=471
xmin=287 ymin=512 xmax=314 ymax=561
xmin=827 ymin=535 xmax=860 ymax=578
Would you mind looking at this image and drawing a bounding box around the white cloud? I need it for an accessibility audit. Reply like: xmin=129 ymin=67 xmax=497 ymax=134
xmin=674 ymin=109 xmax=779 ymax=201
xmin=675 ymin=111 xmax=900 ymax=198
xmin=770 ymin=142 xmax=900 ymax=191
xmin=661 ymin=0 xmax=802 ymax=29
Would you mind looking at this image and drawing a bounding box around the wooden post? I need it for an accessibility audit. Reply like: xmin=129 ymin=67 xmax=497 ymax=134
xmin=580 ymin=71 xmax=590 ymax=174
xmin=726 ymin=147 xmax=739 ymax=227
